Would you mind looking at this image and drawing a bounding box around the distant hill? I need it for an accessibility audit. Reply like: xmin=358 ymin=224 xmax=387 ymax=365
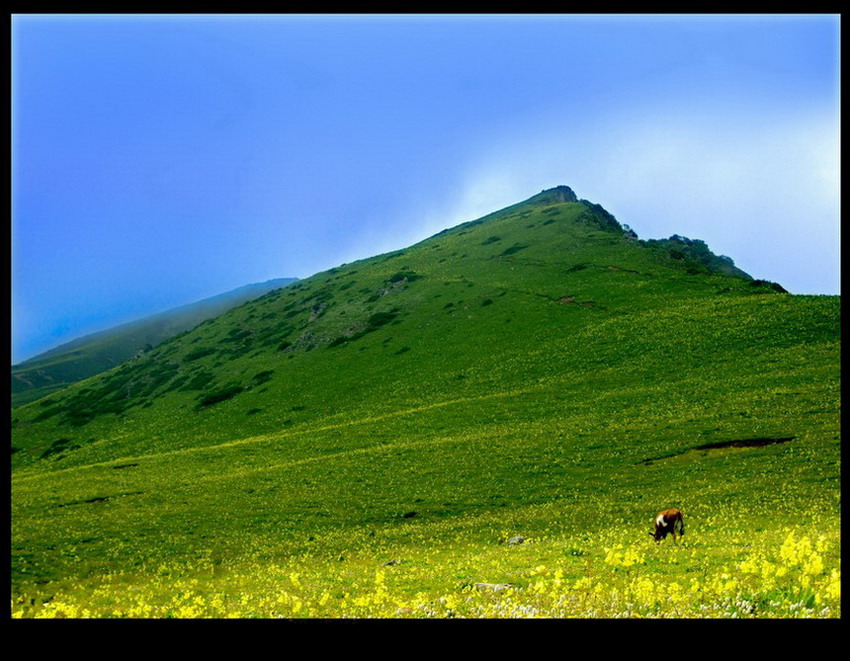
xmin=11 ymin=277 xmax=297 ymax=407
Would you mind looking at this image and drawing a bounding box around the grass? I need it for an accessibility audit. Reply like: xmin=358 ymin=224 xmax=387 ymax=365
xmin=10 ymin=188 xmax=840 ymax=618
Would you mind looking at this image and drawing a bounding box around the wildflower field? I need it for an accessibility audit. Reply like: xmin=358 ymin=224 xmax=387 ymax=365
xmin=11 ymin=191 xmax=840 ymax=618
xmin=12 ymin=498 xmax=841 ymax=618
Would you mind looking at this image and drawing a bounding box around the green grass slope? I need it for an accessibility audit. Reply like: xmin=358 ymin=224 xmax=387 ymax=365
xmin=11 ymin=278 xmax=297 ymax=408
xmin=11 ymin=187 xmax=840 ymax=618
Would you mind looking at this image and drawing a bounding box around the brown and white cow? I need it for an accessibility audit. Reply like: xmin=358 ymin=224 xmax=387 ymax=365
xmin=650 ymin=508 xmax=685 ymax=543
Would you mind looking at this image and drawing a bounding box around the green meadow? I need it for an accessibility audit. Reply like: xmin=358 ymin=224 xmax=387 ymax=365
xmin=11 ymin=187 xmax=840 ymax=617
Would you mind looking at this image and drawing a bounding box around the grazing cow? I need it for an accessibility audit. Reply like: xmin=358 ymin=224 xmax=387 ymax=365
xmin=650 ymin=508 xmax=685 ymax=543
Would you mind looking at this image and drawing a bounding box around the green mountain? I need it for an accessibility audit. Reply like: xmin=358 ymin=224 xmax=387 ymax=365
xmin=11 ymin=186 xmax=839 ymax=618
xmin=11 ymin=277 xmax=298 ymax=407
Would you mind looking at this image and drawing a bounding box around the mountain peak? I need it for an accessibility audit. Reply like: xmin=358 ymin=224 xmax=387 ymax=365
xmin=526 ymin=185 xmax=579 ymax=205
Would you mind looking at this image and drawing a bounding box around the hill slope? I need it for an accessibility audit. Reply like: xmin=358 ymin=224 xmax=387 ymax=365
xmin=11 ymin=186 xmax=840 ymax=618
xmin=11 ymin=278 xmax=297 ymax=407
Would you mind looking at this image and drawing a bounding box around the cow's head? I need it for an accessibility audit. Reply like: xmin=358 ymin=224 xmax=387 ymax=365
xmin=650 ymin=514 xmax=668 ymax=541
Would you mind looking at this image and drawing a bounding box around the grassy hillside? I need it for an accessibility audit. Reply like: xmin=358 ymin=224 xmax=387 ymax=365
xmin=11 ymin=278 xmax=297 ymax=408
xmin=11 ymin=187 xmax=840 ymax=618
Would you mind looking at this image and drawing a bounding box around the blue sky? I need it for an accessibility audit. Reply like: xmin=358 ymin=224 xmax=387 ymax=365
xmin=11 ymin=14 xmax=840 ymax=363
